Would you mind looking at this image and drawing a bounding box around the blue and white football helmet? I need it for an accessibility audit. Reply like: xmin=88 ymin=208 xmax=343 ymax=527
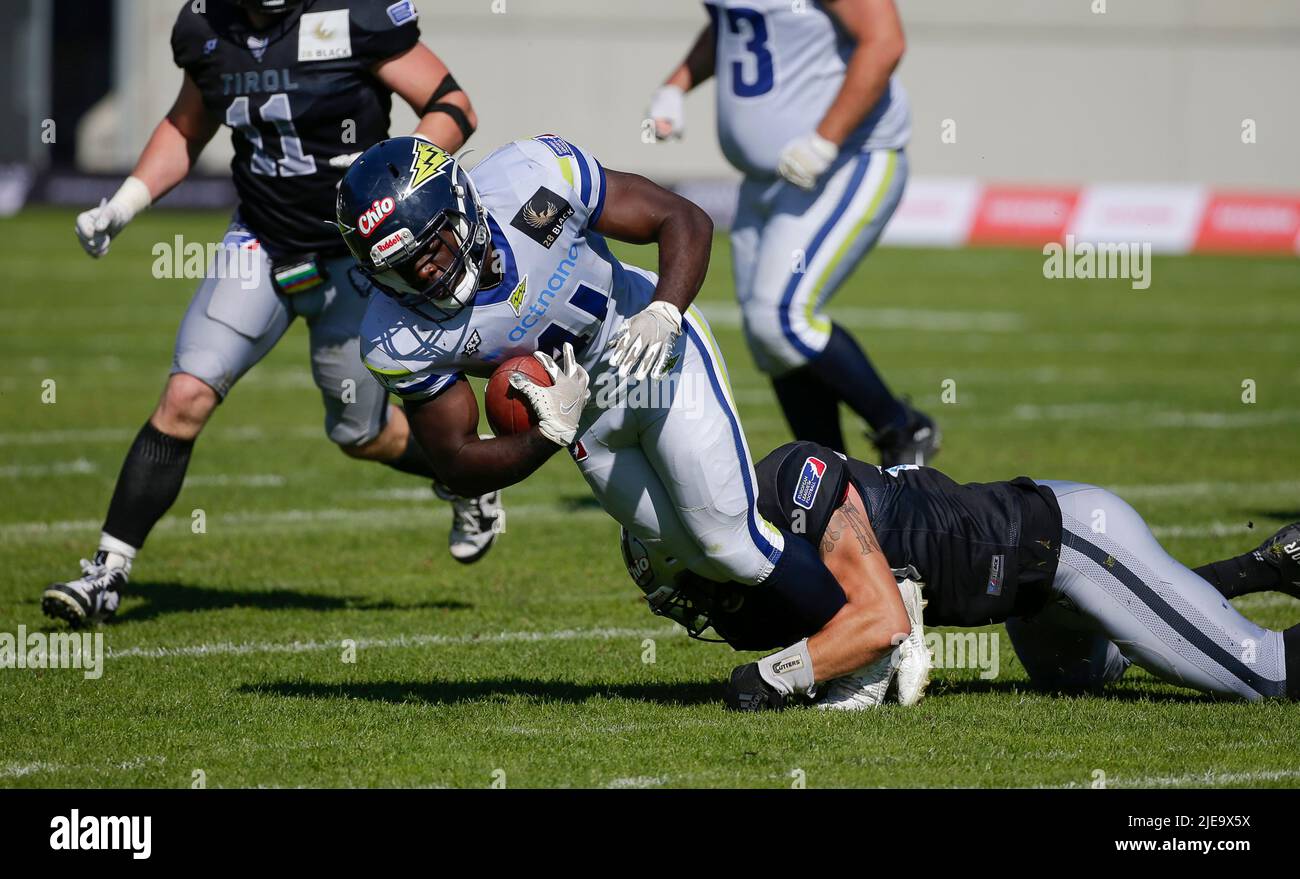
xmin=336 ymin=136 xmax=490 ymax=321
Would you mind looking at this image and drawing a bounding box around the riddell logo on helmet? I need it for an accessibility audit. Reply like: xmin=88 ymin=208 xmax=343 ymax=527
xmin=357 ymin=197 xmax=396 ymax=238
xmin=369 ymin=227 xmax=413 ymax=266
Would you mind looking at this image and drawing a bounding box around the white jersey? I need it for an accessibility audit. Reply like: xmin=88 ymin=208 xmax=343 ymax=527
xmin=709 ymin=0 xmax=911 ymax=179
xmin=361 ymin=136 xmax=652 ymax=401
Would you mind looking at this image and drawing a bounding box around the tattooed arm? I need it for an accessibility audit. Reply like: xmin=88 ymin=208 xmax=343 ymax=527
xmin=806 ymin=482 xmax=912 ymax=682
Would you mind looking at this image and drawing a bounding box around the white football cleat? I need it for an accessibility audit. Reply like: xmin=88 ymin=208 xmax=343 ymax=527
xmin=436 ymin=485 xmax=503 ymax=565
xmin=42 ymin=551 xmax=129 ymax=626
xmin=893 ymin=577 xmax=932 ymax=706
xmin=816 ymin=650 xmax=896 ymax=711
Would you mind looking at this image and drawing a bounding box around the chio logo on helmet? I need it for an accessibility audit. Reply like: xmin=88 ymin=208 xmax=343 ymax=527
xmin=357 ymin=197 xmax=396 ymax=238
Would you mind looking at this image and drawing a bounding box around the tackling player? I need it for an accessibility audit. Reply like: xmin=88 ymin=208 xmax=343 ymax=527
xmin=44 ymin=0 xmax=495 ymax=627
xmin=622 ymin=441 xmax=1300 ymax=709
xmin=649 ymin=0 xmax=938 ymax=465
xmin=339 ymin=134 xmax=852 ymax=643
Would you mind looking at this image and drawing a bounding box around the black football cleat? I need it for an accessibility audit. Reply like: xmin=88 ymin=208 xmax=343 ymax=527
xmin=724 ymin=662 xmax=787 ymax=712
xmin=1251 ymin=522 xmax=1300 ymax=599
xmin=871 ymin=403 xmax=941 ymax=469
xmin=42 ymin=551 xmax=128 ymax=627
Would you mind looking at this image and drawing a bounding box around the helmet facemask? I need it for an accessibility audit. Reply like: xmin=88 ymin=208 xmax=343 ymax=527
xmin=362 ymin=169 xmax=490 ymax=322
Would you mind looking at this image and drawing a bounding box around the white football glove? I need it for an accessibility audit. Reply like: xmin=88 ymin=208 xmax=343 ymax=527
xmin=776 ymin=132 xmax=839 ymax=190
xmin=509 ymin=342 xmax=591 ymax=447
xmin=647 ymin=85 xmax=685 ymax=141
xmin=892 ymin=577 xmax=931 ymax=707
xmin=606 ymin=301 xmax=683 ymax=381
xmin=74 ymin=176 xmax=151 ymax=258
xmin=328 ymin=152 xmax=362 ymax=169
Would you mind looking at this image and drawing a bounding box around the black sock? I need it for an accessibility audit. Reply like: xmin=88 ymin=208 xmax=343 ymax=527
xmin=1284 ymin=624 xmax=1300 ymax=699
xmin=759 ymin=534 xmax=847 ymax=635
xmin=771 ymin=367 xmax=845 ymax=451
xmin=102 ymin=421 xmax=196 ymax=549
xmin=383 ymin=434 xmax=439 ymax=480
xmin=803 ymin=323 xmax=906 ymax=432
xmin=1194 ymin=553 xmax=1277 ymax=599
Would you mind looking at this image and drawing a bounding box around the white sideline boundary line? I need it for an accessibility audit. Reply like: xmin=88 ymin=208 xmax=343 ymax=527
xmin=105 ymin=625 xmax=678 ymax=661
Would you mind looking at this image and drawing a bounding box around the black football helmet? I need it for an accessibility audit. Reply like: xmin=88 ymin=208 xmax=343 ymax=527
xmin=336 ymin=136 xmax=490 ymax=321
xmin=234 ymin=0 xmax=302 ymax=14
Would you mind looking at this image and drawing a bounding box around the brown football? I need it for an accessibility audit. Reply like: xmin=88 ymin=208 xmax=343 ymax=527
xmin=485 ymin=355 xmax=553 ymax=436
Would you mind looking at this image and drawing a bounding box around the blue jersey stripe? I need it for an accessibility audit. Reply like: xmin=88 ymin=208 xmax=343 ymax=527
xmin=474 ymin=215 xmax=520 ymax=306
xmin=684 ymin=322 xmax=782 ymax=565
xmin=590 ymin=162 xmax=608 ymax=226
xmin=567 ymin=139 xmax=593 ymax=207
xmin=398 ymin=371 xmax=460 ymax=399
xmin=777 ymin=152 xmax=871 ymax=359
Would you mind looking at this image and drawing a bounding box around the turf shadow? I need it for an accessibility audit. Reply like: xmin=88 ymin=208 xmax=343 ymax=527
xmin=112 ymin=581 xmax=472 ymax=623
xmin=930 ymin=677 xmax=1215 ymax=704
xmin=239 ymin=677 xmax=721 ymax=707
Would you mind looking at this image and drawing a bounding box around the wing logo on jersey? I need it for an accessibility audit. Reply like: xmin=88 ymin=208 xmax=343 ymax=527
xmin=510 ymin=187 xmax=574 ymax=249
xmin=507 ymin=276 xmax=527 ymax=317
xmin=406 ymin=141 xmax=452 ymax=196
xmin=793 ymin=456 xmax=827 ymax=510
xmin=523 ymin=201 xmax=560 ymax=229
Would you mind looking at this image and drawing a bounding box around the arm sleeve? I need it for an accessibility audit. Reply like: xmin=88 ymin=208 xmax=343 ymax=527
xmin=351 ymin=0 xmax=421 ymax=65
xmin=753 ymin=441 xmax=851 ymax=546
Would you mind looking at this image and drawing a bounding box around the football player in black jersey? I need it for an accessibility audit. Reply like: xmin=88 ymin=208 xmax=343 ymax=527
xmin=44 ymin=0 xmax=494 ymax=626
xmin=621 ymin=441 xmax=1300 ymax=709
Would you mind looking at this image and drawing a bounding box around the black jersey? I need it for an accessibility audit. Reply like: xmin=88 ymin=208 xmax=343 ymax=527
xmin=171 ymin=0 xmax=420 ymax=256
xmin=754 ymin=442 xmax=1062 ymax=628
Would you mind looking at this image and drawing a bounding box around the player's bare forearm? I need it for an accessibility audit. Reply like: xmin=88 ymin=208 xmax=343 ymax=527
xmin=130 ymin=75 xmax=219 ymax=200
xmin=807 ymin=485 xmax=911 ymax=680
xmin=594 ymin=169 xmax=713 ymax=314
xmin=666 ymin=24 xmax=716 ymax=92
xmin=817 ymin=0 xmax=905 ymax=145
xmin=377 ymin=43 xmax=477 ymax=152
xmin=403 ymin=384 xmax=557 ymax=496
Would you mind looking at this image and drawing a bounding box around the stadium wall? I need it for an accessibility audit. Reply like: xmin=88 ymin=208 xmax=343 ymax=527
xmin=84 ymin=0 xmax=1300 ymax=190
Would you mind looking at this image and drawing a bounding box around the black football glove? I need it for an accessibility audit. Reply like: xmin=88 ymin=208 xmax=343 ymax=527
xmin=724 ymin=662 xmax=787 ymax=712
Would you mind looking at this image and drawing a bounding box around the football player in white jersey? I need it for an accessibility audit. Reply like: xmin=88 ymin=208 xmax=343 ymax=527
xmin=649 ymin=0 xmax=939 ymax=466
xmin=339 ymin=135 xmax=852 ymax=634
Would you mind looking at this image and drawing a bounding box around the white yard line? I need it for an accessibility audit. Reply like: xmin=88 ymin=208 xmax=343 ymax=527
xmin=694 ymin=303 xmax=1026 ymax=333
xmin=1055 ymin=768 xmax=1300 ymax=789
xmin=1107 ymin=479 xmax=1300 ymax=501
xmin=605 ymin=775 xmax=668 ymax=789
xmin=105 ymin=625 xmax=678 ymax=661
xmin=0 ymin=458 xmax=97 ymax=478
xmin=0 ymin=501 xmax=607 ymax=543
xmin=0 ymin=761 xmax=61 ymax=780
xmin=1149 ymin=521 xmax=1267 ymax=540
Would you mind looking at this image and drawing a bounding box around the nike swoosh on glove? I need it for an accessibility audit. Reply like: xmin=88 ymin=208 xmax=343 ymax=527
xmin=606 ymin=301 xmax=683 ymax=381
xmin=509 ymin=342 xmax=591 ymax=446
xmin=647 ymin=85 xmax=685 ymax=141
xmin=776 ymin=132 xmax=839 ymax=190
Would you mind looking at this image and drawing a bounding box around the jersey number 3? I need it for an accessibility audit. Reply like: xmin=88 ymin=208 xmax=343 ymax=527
xmin=708 ymin=4 xmax=774 ymax=98
xmin=226 ymin=93 xmax=317 ymax=177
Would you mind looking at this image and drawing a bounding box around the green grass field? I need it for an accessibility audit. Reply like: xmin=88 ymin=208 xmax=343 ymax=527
xmin=2 ymin=206 xmax=1298 ymax=788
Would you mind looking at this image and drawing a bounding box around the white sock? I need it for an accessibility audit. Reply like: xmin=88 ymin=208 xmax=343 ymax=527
xmin=98 ymin=532 xmax=137 ymax=570
xmin=757 ymin=639 xmax=816 ymax=696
